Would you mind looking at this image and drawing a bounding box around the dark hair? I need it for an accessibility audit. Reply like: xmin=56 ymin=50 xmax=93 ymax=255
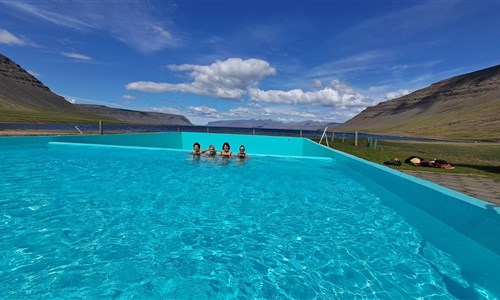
xmin=222 ymin=142 xmax=230 ymax=150
xmin=193 ymin=142 xmax=200 ymax=148
xmin=239 ymin=145 xmax=245 ymax=149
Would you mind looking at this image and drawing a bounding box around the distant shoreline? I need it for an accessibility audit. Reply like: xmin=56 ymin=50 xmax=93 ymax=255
xmin=1 ymin=128 xmax=483 ymax=144
xmin=0 ymin=129 xmax=88 ymax=136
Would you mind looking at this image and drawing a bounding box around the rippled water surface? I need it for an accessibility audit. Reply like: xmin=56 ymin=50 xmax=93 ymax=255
xmin=0 ymin=145 xmax=494 ymax=299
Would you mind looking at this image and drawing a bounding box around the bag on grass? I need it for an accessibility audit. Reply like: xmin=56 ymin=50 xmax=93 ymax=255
xmin=384 ymin=157 xmax=402 ymax=166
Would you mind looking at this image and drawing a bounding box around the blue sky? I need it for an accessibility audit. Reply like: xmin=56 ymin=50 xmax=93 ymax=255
xmin=1 ymin=1 xmax=499 ymax=125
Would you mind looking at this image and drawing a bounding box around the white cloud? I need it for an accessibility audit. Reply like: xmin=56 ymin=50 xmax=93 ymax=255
xmin=60 ymin=94 xmax=125 ymax=108
xmin=386 ymin=89 xmax=410 ymax=100
xmin=249 ymin=79 xmax=370 ymax=108
xmin=225 ymin=105 xmax=354 ymax=123
xmin=151 ymin=107 xmax=183 ymax=115
xmin=0 ymin=2 xmax=93 ymax=31
xmin=0 ymin=1 xmax=178 ymax=53
xmin=0 ymin=28 xmax=31 ymax=46
xmin=113 ymin=22 xmax=178 ymax=53
xmin=187 ymin=106 xmax=221 ymax=118
xmin=64 ymin=97 xmax=77 ymax=104
xmin=127 ymin=58 xmax=276 ymax=100
xmin=61 ymin=52 xmax=92 ymax=61
xmin=151 ymin=106 xmax=216 ymax=125
xmin=308 ymin=50 xmax=390 ymax=80
xmin=122 ymin=94 xmax=136 ymax=100
xmin=226 ymin=107 xmax=256 ymax=117
xmin=312 ymin=79 xmax=323 ymax=89
xmin=248 ymin=102 xmax=261 ymax=108
xmin=149 ymin=101 xmax=362 ymax=125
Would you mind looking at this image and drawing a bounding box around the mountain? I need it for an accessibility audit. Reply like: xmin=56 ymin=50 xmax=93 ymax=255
xmin=337 ymin=65 xmax=500 ymax=140
xmin=0 ymin=54 xmax=87 ymax=120
xmin=207 ymin=119 xmax=338 ymax=130
xmin=0 ymin=53 xmax=192 ymax=125
xmin=76 ymin=104 xmax=192 ymax=125
xmin=208 ymin=119 xmax=284 ymax=128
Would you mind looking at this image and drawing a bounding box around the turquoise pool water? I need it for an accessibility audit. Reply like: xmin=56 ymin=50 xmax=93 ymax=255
xmin=0 ymin=143 xmax=498 ymax=299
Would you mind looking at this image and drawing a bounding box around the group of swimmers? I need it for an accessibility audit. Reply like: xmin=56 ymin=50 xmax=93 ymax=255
xmin=191 ymin=142 xmax=249 ymax=158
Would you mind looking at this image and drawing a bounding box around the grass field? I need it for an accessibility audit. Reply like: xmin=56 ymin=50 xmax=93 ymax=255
xmin=315 ymin=138 xmax=500 ymax=180
xmin=0 ymin=109 xmax=118 ymax=123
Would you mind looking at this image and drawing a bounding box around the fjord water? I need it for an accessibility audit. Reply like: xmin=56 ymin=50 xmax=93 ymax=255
xmin=0 ymin=145 xmax=496 ymax=299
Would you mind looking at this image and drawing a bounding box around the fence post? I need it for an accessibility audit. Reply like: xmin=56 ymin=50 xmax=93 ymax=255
xmin=342 ymin=132 xmax=345 ymax=143
xmin=300 ymin=130 xmax=302 ymax=137
xmin=253 ymin=129 xmax=255 ymax=135
xmin=99 ymin=120 xmax=103 ymax=134
xmin=331 ymin=131 xmax=334 ymax=143
xmin=207 ymin=127 xmax=209 ymax=133
xmin=354 ymin=131 xmax=358 ymax=146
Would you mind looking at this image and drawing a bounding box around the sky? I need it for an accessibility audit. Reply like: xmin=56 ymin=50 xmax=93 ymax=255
xmin=0 ymin=1 xmax=499 ymax=125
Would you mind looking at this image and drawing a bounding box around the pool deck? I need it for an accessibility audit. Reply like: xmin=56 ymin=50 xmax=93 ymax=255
xmin=403 ymin=170 xmax=500 ymax=206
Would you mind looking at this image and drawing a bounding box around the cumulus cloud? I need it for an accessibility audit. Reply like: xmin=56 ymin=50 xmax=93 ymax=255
xmin=150 ymin=101 xmax=361 ymax=125
xmin=150 ymin=106 xmax=220 ymax=124
xmin=249 ymin=79 xmax=370 ymax=108
xmin=248 ymin=102 xmax=261 ymax=108
xmin=61 ymin=52 xmax=92 ymax=61
xmin=126 ymin=58 xmax=276 ymax=100
xmin=174 ymin=104 xmax=335 ymax=124
xmin=187 ymin=106 xmax=221 ymax=118
xmin=386 ymin=89 xmax=410 ymax=100
xmin=151 ymin=107 xmax=183 ymax=115
xmin=224 ymin=105 xmax=352 ymax=123
xmin=226 ymin=107 xmax=256 ymax=117
xmin=0 ymin=28 xmax=31 ymax=46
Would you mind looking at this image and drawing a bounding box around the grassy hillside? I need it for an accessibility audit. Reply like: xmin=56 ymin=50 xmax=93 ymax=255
xmin=0 ymin=107 xmax=119 ymax=124
xmin=1 ymin=53 xmax=190 ymax=125
xmin=355 ymin=100 xmax=500 ymax=140
xmin=337 ymin=65 xmax=500 ymax=141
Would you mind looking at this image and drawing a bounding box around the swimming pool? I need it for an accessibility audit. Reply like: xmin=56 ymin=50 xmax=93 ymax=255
xmin=1 ymin=133 xmax=499 ymax=299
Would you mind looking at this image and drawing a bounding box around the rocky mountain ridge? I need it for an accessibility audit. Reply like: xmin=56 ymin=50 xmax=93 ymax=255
xmin=0 ymin=53 xmax=192 ymax=125
xmin=339 ymin=64 xmax=500 ymax=139
xmin=76 ymin=104 xmax=192 ymax=125
xmin=0 ymin=54 xmax=80 ymax=113
xmin=0 ymin=55 xmax=49 ymax=91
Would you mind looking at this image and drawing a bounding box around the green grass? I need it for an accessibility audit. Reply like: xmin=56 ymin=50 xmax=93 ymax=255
xmin=0 ymin=110 xmax=120 ymax=124
xmin=313 ymin=138 xmax=500 ymax=180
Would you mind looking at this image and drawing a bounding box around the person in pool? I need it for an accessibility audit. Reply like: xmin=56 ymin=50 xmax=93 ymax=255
xmin=220 ymin=142 xmax=232 ymax=157
xmin=191 ymin=142 xmax=202 ymax=155
xmin=203 ymin=144 xmax=218 ymax=157
xmin=236 ymin=145 xmax=249 ymax=158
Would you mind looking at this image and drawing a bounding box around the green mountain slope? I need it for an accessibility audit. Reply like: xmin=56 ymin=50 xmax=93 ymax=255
xmin=337 ymin=65 xmax=500 ymax=140
xmin=0 ymin=53 xmax=192 ymax=125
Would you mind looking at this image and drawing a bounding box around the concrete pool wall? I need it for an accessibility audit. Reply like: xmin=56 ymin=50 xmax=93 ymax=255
xmin=0 ymin=132 xmax=335 ymax=158
xmin=323 ymin=143 xmax=500 ymax=295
